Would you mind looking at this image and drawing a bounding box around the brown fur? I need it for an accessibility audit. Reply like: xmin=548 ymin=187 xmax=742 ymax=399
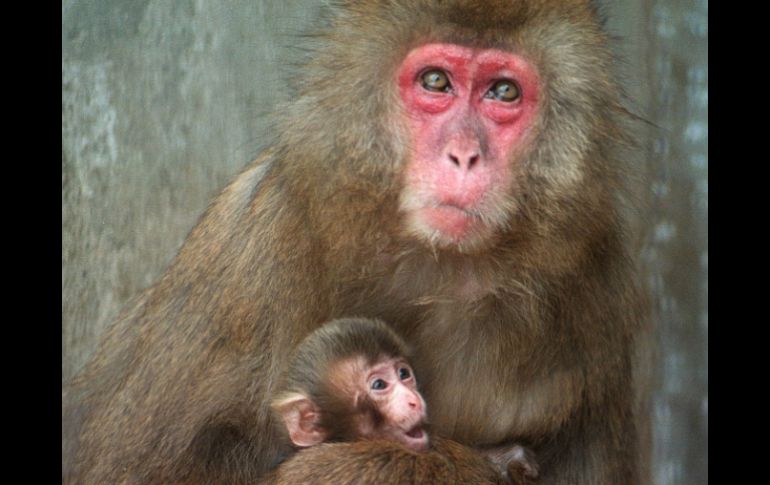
xmin=261 ymin=437 xmax=513 ymax=485
xmin=63 ymin=1 xmax=649 ymax=484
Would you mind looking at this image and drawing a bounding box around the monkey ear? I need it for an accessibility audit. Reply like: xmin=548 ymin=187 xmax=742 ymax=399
xmin=274 ymin=393 xmax=328 ymax=448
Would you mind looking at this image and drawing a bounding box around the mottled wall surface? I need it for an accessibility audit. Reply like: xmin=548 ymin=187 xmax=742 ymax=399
xmin=603 ymin=1 xmax=708 ymax=483
xmin=62 ymin=0 xmax=318 ymax=382
xmin=641 ymin=2 xmax=708 ymax=484
xmin=61 ymin=1 xmax=707 ymax=483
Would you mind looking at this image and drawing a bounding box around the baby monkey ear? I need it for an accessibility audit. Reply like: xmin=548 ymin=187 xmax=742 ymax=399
xmin=273 ymin=392 xmax=328 ymax=447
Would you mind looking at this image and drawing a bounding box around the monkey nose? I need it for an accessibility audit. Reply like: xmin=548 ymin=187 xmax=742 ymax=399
xmin=448 ymin=152 xmax=480 ymax=170
xmin=446 ymin=136 xmax=482 ymax=171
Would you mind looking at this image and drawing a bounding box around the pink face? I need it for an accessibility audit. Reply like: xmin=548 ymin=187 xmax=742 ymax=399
xmin=397 ymin=43 xmax=540 ymax=250
xmin=362 ymin=358 xmax=428 ymax=451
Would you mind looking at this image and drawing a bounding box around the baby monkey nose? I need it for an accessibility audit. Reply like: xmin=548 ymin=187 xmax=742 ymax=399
xmin=407 ymin=391 xmax=423 ymax=411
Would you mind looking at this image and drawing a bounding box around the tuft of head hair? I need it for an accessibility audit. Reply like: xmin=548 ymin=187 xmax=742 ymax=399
xmin=272 ymin=318 xmax=412 ymax=409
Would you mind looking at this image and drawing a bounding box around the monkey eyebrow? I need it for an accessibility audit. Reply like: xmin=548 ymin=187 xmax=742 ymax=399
xmin=366 ymin=363 xmax=390 ymax=385
xmin=365 ymin=370 xmax=387 ymax=383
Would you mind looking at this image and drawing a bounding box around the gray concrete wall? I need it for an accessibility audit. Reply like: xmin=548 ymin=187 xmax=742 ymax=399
xmin=62 ymin=1 xmax=707 ymax=483
xmin=602 ymin=2 xmax=708 ymax=483
xmin=62 ymin=0 xmax=318 ymax=381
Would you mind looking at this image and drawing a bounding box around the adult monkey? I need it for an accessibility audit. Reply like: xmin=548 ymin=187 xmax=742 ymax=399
xmin=63 ymin=0 xmax=650 ymax=484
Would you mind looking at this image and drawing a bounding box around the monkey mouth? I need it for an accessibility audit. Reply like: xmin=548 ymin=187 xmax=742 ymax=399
xmin=421 ymin=204 xmax=481 ymax=240
xmin=401 ymin=424 xmax=429 ymax=451
xmin=434 ymin=202 xmax=479 ymax=218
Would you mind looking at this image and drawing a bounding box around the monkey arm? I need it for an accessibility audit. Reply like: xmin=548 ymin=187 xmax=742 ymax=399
xmin=261 ymin=437 xmax=513 ymax=485
xmin=533 ymin=325 xmax=645 ymax=485
xmin=536 ymin=395 xmax=641 ymax=485
xmin=66 ymin=158 xmax=336 ymax=483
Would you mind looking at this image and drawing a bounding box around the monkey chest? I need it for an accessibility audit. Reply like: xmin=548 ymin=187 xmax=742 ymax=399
xmin=409 ymin=312 xmax=585 ymax=445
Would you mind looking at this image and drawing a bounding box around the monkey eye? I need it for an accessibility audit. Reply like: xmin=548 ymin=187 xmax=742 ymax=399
xmin=371 ymin=379 xmax=388 ymax=391
xmin=398 ymin=367 xmax=412 ymax=380
xmin=485 ymin=79 xmax=520 ymax=102
xmin=420 ymin=69 xmax=451 ymax=93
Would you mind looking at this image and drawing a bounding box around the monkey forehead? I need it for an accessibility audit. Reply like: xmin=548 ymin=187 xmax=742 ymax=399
xmin=325 ymin=356 xmax=372 ymax=396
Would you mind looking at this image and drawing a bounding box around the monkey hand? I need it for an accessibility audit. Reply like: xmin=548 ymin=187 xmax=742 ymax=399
xmin=483 ymin=443 xmax=539 ymax=484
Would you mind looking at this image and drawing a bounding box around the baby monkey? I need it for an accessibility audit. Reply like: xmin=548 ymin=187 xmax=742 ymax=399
xmin=268 ymin=318 xmax=538 ymax=484
xmin=271 ymin=317 xmax=429 ymax=452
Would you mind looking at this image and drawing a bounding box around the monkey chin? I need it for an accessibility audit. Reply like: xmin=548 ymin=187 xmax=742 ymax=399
xmin=398 ymin=424 xmax=430 ymax=452
xmin=405 ymin=205 xmax=496 ymax=254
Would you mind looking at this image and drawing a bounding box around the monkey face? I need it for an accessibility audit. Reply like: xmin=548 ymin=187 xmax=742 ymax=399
xmin=396 ymin=43 xmax=541 ymax=252
xmin=359 ymin=357 xmax=429 ymax=451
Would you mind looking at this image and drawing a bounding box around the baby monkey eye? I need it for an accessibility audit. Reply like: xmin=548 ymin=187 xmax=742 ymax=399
xmin=420 ymin=69 xmax=451 ymax=92
xmin=371 ymin=379 xmax=388 ymax=390
xmin=398 ymin=367 xmax=411 ymax=380
xmin=485 ymin=79 xmax=520 ymax=102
